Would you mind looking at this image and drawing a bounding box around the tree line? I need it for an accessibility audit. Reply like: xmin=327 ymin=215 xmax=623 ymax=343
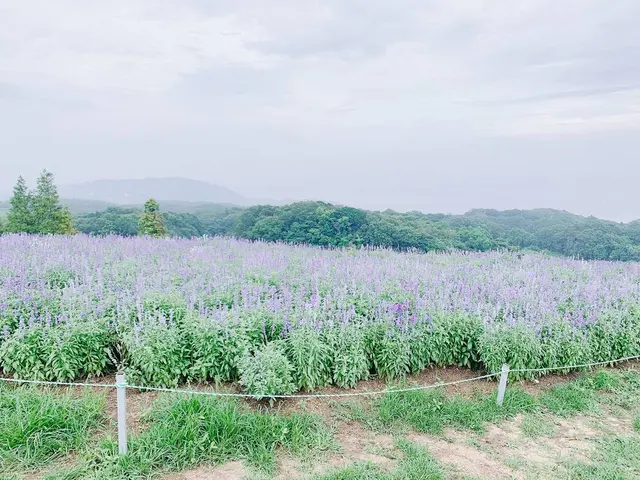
xmin=3 ymin=173 xmax=640 ymax=261
xmin=1 ymin=172 xmax=167 ymax=238
xmin=73 ymin=200 xmax=640 ymax=261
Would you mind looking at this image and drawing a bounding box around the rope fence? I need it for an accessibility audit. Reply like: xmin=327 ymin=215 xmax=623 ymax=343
xmin=1 ymin=353 xmax=639 ymax=455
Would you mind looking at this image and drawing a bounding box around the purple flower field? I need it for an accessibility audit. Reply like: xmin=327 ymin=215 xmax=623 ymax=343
xmin=1 ymin=234 xmax=640 ymax=392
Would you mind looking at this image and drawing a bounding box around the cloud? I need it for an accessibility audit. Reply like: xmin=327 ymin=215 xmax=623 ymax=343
xmin=1 ymin=0 xmax=638 ymax=135
xmin=1 ymin=1 xmax=639 ymax=220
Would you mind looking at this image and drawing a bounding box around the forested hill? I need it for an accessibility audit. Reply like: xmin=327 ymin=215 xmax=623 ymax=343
xmin=70 ymin=201 xmax=640 ymax=261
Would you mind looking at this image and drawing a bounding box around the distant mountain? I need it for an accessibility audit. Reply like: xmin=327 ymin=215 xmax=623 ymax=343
xmin=59 ymin=178 xmax=247 ymax=205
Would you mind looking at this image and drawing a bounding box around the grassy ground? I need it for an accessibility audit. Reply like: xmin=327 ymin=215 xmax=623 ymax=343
xmin=2 ymin=365 xmax=639 ymax=480
xmin=0 ymin=384 xmax=105 ymax=473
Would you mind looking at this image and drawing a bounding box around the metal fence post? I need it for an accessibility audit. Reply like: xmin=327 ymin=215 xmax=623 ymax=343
xmin=496 ymin=364 xmax=509 ymax=406
xmin=116 ymin=373 xmax=128 ymax=455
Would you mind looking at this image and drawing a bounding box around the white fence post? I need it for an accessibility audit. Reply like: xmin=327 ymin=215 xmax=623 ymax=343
xmin=496 ymin=364 xmax=509 ymax=406
xmin=116 ymin=373 xmax=128 ymax=455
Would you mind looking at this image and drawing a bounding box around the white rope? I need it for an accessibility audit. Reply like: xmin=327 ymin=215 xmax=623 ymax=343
xmin=0 ymin=377 xmax=116 ymax=388
xmin=0 ymin=353 xmax=637 ymax=399
xmin=508 ymin=354 xmax=640 ymax=374
xmin=124 ymin=372 xmax=500 ymax=399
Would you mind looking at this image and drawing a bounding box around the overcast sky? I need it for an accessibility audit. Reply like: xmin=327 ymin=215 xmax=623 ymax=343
xmin=1 ymin=1 xmax=639 ymax=221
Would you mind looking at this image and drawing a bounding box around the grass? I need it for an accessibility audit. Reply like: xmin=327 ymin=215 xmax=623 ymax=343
xmin=566 ymin=436 xmax=640 ymax=479
xmin=50 ymin=394 xmax=333 ymax=479
xmin=314 ymin=440 xmax=443 ymax=480
xmin=338 ymin=387 xmax=538 ymax=435
xmin=0 ymin=384 xmax=105 ymax=472
xmin=538 ymin=383 xmax=597 ymax=417
xmin=10 ymin=367 xmax=640 ymax=479
xmin=520 ymin=413 xmax=557 ymax=438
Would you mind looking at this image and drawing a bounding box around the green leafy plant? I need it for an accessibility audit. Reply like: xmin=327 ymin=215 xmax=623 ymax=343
xmin=327 ymin=325 xmax=369 ymax=388
xmin=430 ymin=313 xmax=482 ymax=368
xmin=123 ymin=321 xmax=191 ymax=387
xmin=239 ymin=342 xmax=296 ymax=399
xmin=287 ymin=328 xmax=333 ymax=390
xmin=479 ymin=323 xmax=543 ymax=380
xmin=187 ymin=317 xmax=246 ymax=383
xmin=367 ymin=326 xmax=412 ymax=381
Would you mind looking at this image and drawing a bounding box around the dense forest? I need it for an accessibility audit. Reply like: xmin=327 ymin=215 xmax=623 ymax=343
xmin=69 ymin=201 xmax=640 ymax=261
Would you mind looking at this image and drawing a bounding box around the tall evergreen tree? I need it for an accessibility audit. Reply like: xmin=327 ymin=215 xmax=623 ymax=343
xmin=139 ymin=198 xmax=167 ymax=237
xmin=6 ymin=176 xmax=34 ymax=233
xmin=33 ymin=170 xmax=60 ymax=234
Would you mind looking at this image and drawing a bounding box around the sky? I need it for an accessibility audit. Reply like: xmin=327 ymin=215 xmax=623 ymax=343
xmin=1 ymin=0 xmax=639 ymax=221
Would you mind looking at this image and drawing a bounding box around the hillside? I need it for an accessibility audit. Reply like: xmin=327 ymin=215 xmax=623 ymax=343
xmin=70 ymin=201 xmax=640 ymax=262
xmin=59 ymin=177 xmax=247 ymax=205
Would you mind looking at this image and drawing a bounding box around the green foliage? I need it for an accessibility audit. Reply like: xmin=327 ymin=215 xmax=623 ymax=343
xmin=406 ymin=322 xmax=435 ymax=374
xmin=0 ymin=323 xmax=113 ymax=382
xmin=287 ymin=328 xmax=333 ymax=391
xmin=430 ymin=313 xmax=483 ymax=368
xmin=587 ymin=310 xmax=640 ymax=363
xmin=123 ymin=322 xmax=191 ymax=387
xmin=239 ymin=342 xmax=296 ymax=398
xmin=138 ymin=198 xmax=167 ymax=237
xmin=187 ymin=317 xmax=247 ymax=383
xmin=142 ymin=293 xmax=188 ymax=324
xmin=70 ymin=197 xmax=640 ymax=261
xmin=0 ymin=384 xmax=104 ymax=469
xmin=539 ymin=383 xmax=596 ymax=416
xmin=539 ymin=321 xmax=591 ymax=374
xmin=376 ymin=387 xmax=537 ymax=434
xmin=71 ymin=395 xmax=330 ymax=477
xmin=6 ymin=176 xmax=34 ymax=234
xmin=327 ymin=325 xmax=370 ymax=388
xmin=6 ymin=172 xmax=75 ymax=235
xmin=44 ymin=267 xmax=77 ymax=289
xmin=479 ymin=323 xmax=543 ymax=380
xmin=33 ymin=171 xmax=75 ymax=235
xmin=366 ymin=325 xmax=412 ymax=380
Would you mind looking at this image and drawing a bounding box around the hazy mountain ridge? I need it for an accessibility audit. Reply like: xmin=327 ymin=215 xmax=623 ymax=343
xmin=58 ymin=177 xmax=248 ymax=205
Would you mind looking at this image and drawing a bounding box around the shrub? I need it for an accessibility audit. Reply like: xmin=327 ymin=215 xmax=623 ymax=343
xmin=123 ymin=321 xmax=190 ymax=387
xmin=142 ymin=293 xmax=188 ymax=324
xmin=479 ymin=323 xmax=543 ymax=380
xmin=327 ymin=325 xmax=369 ymax=389
xmin=430 ymin=313 xmax=483 ymax=368
xmin=286 ymin=328 xmax=333 ymax=391
xmin=539 ymin=321 xmax=590 ymax=374
xmin=0 ymin=321 xmax=112 ymax=382
xmin=239 ymin=342 xmax=296 ymax=399
xmin=188 ymin=316 xmax=247 ymax=383
xmin=44 ymin=267 xmax=77 ymax=289
xmin=407 ymin=321 xmax=436 ymax=374
xmin=587 ymin=310 xmax=640 ymax=363
xmin=0 ymin=328 xmax=46 ymax=380
xmin=366 ymin=325 xmax=412 ymax=381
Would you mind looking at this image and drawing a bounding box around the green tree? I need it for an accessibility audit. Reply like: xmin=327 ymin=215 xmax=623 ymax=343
xmin=31 ymin=170 xmax=75 ymax=234
xmin=139 ymin=198 xmax=167 ymax=237
xmin=6 ymin=176 xmax=34 ymax=233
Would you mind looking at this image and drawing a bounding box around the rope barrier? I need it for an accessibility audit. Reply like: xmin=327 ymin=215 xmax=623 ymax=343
xmin=0 ymin=353 xmax=637 ymax=399
xmin=508 ymin=353 xmax=640 ymax=374
xmin=0 ymin=377 xmax=117 ymax=388
xmin=124 ymin=372 xmax=501 ymax=399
